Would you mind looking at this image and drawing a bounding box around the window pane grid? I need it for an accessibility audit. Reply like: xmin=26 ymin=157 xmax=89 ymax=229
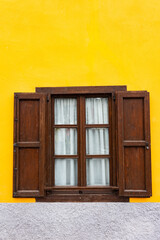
xmin=85 ymin=97 xmax=110 ymax=186
xmin=53 ymin=98 xmax=78 ymax=186
xmin=52 ymin=96 xmax=111 ymax=188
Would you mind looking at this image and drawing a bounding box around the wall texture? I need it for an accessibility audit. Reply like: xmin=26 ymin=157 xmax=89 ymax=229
xmin=0 ymin=0 xmax=160 ymax=202
xmin=0 ymin=203 xmax=160 ymax=240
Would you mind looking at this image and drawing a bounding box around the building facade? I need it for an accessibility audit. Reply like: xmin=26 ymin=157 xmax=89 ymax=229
xmin=0 ymin=0 xmax=160 ymax=238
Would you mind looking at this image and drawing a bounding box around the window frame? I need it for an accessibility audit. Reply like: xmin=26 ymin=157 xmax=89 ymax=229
xmin=51 ymin=94 xmax=111 ymax=186
xmin=35 ymin=86 xmax=129 ymax=202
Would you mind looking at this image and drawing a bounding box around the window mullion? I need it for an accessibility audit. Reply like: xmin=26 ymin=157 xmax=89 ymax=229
xmin=108 ymin=96 xmax=113 ymax=186
xmin=51 ymin=96 xmax=55 ymax=186
xmin=79 ymin=96 xmax=86 ymax=186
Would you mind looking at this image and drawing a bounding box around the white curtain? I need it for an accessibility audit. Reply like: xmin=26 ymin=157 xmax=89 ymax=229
xmin=54 ymin=98 xmax=77 ymax=186
xmin=86 ymin=98 xmax=110 ymax=186
xmin=54 ymin=97 xmax=110 ymax=186
xmin=86 ymin=128 xmax=109 ymax=155
xmin=54 ymin=98 xmax=77 ymax=125
xmin=86 ymin=158 xmax=110 ymax=186
xmin=86 ymin=98 xmax=109 ymax=124
xmin=55 ymin=159 xmax=77 ymax=186
xmin=55 ymin=128 xmax=77 ymax=155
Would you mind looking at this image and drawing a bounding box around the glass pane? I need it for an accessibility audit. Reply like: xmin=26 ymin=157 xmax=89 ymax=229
xmin=86 ymin=128 xmax=109 ymax=155
xmin=55 ymin=159 xmax=77 ymax=186
xmin=54 ymin=98 xmax=77 ymax=124
xmin=85 ymin=98 xmax=109 ymax=124
xmin=86 ymin=158 xmax=110 ymax=186
xmin=54 ymin=128 xmax=77 ymax=155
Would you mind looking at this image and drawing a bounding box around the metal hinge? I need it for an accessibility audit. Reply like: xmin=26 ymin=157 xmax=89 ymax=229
xmin=14 ymin=118 xmax=18 ymax=121
xmin=113 ymin=94 xmax=116 ymax=101
xmin=47 ymin=95 xmax=49 ymax=102
xmin=13 ymin=192 xmax=17 ymax=197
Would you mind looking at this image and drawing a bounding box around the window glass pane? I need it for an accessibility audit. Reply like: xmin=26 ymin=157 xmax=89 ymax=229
xmin=86 ymin=158 xmax=109 ymax=186
xmin=86 ymin=128 xmax=109 ymax=155
xmin=55 ymin=159 xmax=77 ymax=186
xmin=85 ymin=98 xmax=109 ymax=124
xmin=54 ymin=128 xmax=77 ymax=155
xmin=54 ymin=98 xmax=77 ymax=124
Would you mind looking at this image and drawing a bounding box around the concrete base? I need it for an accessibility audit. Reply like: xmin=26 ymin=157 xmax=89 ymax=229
xmin=0 ymin=203 xmax=160 ymax=240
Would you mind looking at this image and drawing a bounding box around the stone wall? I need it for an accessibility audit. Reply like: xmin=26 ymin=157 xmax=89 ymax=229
xmin=0 ymin=203 xmax=159 ymax=240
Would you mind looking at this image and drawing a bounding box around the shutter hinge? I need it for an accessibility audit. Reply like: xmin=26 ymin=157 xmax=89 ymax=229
xmin=13 ymin=192 xmax=17 ymax=197
xmin=46 ymin=190 xmax=52 ymax=195
xmin=47 ymin=95 xmax=50 ymax=102
xmin=113 ymin=94 xmax=116 ymax=101
xmin=13 ymin=143 xmax=17 ymax=147
xmin=14 ymin=168 xmax=18 ymax=171
xmin=14 ymin=118 xmax=18 ymax=121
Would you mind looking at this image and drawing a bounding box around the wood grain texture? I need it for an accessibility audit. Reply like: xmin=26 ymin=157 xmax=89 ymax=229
xmin=19 ymin=148 xmax=39 ymax=190
xmin=123 ymin=98 xmax=144 ymax=140
xmin=13 ymin=93 xmax=46 ymax=198
xmin=124 ymin=147 xmax=145 ymax=190
xmin=36 ymin=86 xmax=127 ymax=94
xmin=35 ymin=86 xmax=127 ymax=201
xmin=36 ymin=192 xmax=129 ymax=202
xmin=116 ymin=91 xmax=152 ymax=197
xmin=19 ymin=100 xmax=39 ymax=141
xmin=13 ymin=87 xmax=152 ymax=201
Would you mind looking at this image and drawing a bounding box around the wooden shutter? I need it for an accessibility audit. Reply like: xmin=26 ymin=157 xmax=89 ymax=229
xmin=116 ymin=91 xmax=152 ymax=197
xmin=13 ymin=93 xmax=46 ymax=197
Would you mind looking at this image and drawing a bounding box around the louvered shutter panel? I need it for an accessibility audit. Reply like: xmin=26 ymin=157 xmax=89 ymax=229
xmin=116 ymin=91 xmax=152 ymax=197
xmin=13 ymin=93 xmax=46 ymax=197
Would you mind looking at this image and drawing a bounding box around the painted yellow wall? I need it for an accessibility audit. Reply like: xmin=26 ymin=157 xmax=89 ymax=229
xmin=0 ymin=0 xmax=160 ymax=202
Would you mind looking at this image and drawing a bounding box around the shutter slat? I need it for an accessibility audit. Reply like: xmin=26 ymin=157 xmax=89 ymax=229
xmin=116 ymin=91 xmax=152 ymax=197
xmin=13 ymin=93 xmax=46 ymax=197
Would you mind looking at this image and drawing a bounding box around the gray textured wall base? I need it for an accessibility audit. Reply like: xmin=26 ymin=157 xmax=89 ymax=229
xmin=0 ymin=203 xmax=160 ymax=240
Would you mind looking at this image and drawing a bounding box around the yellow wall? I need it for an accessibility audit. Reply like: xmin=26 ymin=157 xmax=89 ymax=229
xmin=0 ymin=0 xmax=160 ymax=202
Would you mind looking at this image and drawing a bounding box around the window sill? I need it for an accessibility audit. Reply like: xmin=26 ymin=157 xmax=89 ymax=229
xmin=36 ymin=193 xmax=129 ymax=202
xmin=36 ymin=187 xmax=129 ymax=202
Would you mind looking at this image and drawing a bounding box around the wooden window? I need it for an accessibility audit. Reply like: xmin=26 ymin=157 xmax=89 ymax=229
xmin=13 ymin=86 xmax=152 ymax=202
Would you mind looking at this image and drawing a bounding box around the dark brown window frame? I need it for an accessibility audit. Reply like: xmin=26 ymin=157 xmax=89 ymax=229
xmin=13 ymin=85 xmax=152 ymax=202
xmin=35 ymin=86 xmax=129 ymax=202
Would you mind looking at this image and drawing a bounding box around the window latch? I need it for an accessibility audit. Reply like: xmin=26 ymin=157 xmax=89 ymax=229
xmin=146 ymin=142 xmax=149 ymax=150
